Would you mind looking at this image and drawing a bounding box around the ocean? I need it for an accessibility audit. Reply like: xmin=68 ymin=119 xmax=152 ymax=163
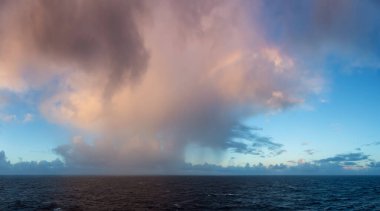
xmin=0 ymin=176 xmax=379 ymax=210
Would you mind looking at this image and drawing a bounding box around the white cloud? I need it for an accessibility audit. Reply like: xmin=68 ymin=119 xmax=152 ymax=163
xmin=0 ymin=114 xmax=16 ymax=122
xmin=23 ymin=113 xmax=33 ymax=123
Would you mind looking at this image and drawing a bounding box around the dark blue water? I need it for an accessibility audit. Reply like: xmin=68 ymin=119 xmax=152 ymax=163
xmin=0 ymin=176 xmax=379 ymax=210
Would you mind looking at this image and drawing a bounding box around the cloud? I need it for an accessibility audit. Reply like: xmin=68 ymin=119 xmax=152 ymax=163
xmin=369 ymin=162 xmax=380 ymax=168
xmin=0 ymin=0 xmax=323 ymax=171
xmin=343 ymin=161 xmax=357 ymax=166
xmin=254 ymin=0 xmax=380 ymax=71
xmin=0 ymin=114 xmax=16 ymax=122
xmin=181 ymin=160 xmax=380 ymax=175
xmin=251 ymin=0 xmax=380 ymax=78
xmin=23 ymin=113 xmax=33 ymax=123
xmin=0 ymin=150 xmax=65 ymax=174
xmin=317 ymin=152 xmax=369 ymax=164
xmin=0 ymin=113 xmax=33 ymax=123
xmin=305 ymin=149 xmax=315 ymax=155
xmin=226 ymin=125 xmax=283 ymax=156
xmin=0 ymin=94 xmax=8 ymax=108
xmin=363 ymin=142 xmax=380 ymax=147
xmin=0 ymin=151 xmax=10 ymax=169
xmin=0 ymin=148 xmax=380 ymax=175
xmin=0 ymin=0 xmax=149 ymax=93
xmin=275 ymin=149 xmax=287 ymax=156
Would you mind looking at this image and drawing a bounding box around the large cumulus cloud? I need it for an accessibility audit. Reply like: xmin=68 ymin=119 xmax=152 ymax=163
xmin=0 ymin=0 xmax=323 ymax=172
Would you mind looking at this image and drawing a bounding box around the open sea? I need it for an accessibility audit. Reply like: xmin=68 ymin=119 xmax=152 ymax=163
xmin=0 ymin=176 xmax=379 ymax=210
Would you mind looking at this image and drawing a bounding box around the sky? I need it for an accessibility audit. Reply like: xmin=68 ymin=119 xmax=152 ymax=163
xmin=0 ymin=0 xmax=380 ymax=175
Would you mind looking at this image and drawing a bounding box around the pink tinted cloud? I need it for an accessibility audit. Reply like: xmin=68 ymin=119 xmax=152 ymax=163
xmin=0 ymin=0 xmax=322 ymax=170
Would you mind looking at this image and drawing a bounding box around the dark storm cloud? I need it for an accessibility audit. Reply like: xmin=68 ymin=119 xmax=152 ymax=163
xmin=0 ymin=0 xmax=149 ymax=96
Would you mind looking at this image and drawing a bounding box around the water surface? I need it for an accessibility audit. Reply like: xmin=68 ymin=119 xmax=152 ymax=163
xmin=0 ymin=176 xmax=379 ymax=210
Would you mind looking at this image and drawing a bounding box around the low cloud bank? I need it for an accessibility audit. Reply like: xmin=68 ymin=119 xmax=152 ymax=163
xmin=0 ymin=150 xmax=379 ymax=175
xmin=0 ymin=151 xmax=64 ymax=175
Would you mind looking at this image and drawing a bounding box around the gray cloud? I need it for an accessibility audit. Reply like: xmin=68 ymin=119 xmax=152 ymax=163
xmin=0 ymin=151 xmax=65 ymax=174
xmin=1 ymin=149 xmax=380 ymax=175
xmin=226 ymin=125 xmax=283 ymax=156
xmin=317 ymin=152 xmax=369 ymax=164
xmin=343 ymin=161 xmax=357 ymax=166
xmin=363 ymin=141 xmax=380 ymax=147
xmin=258 ymin=0 xmax=380 ymax=48
xmin=181 ymin=161 xmax=380 ymax=175
xmin=369 ymin=162 xmax=380 ymax=168
xmin=0 ymin=151 xmax=10 ymax=169
xmin=305 ymin=149 xmax=315 ymax=155
xmin=275 ymin=150 xmax=287 ymax=156
xmin=255 ymin=0 xmax=380 ymax=70
xmin=0 ymin=0 xmax=149 ymax=96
